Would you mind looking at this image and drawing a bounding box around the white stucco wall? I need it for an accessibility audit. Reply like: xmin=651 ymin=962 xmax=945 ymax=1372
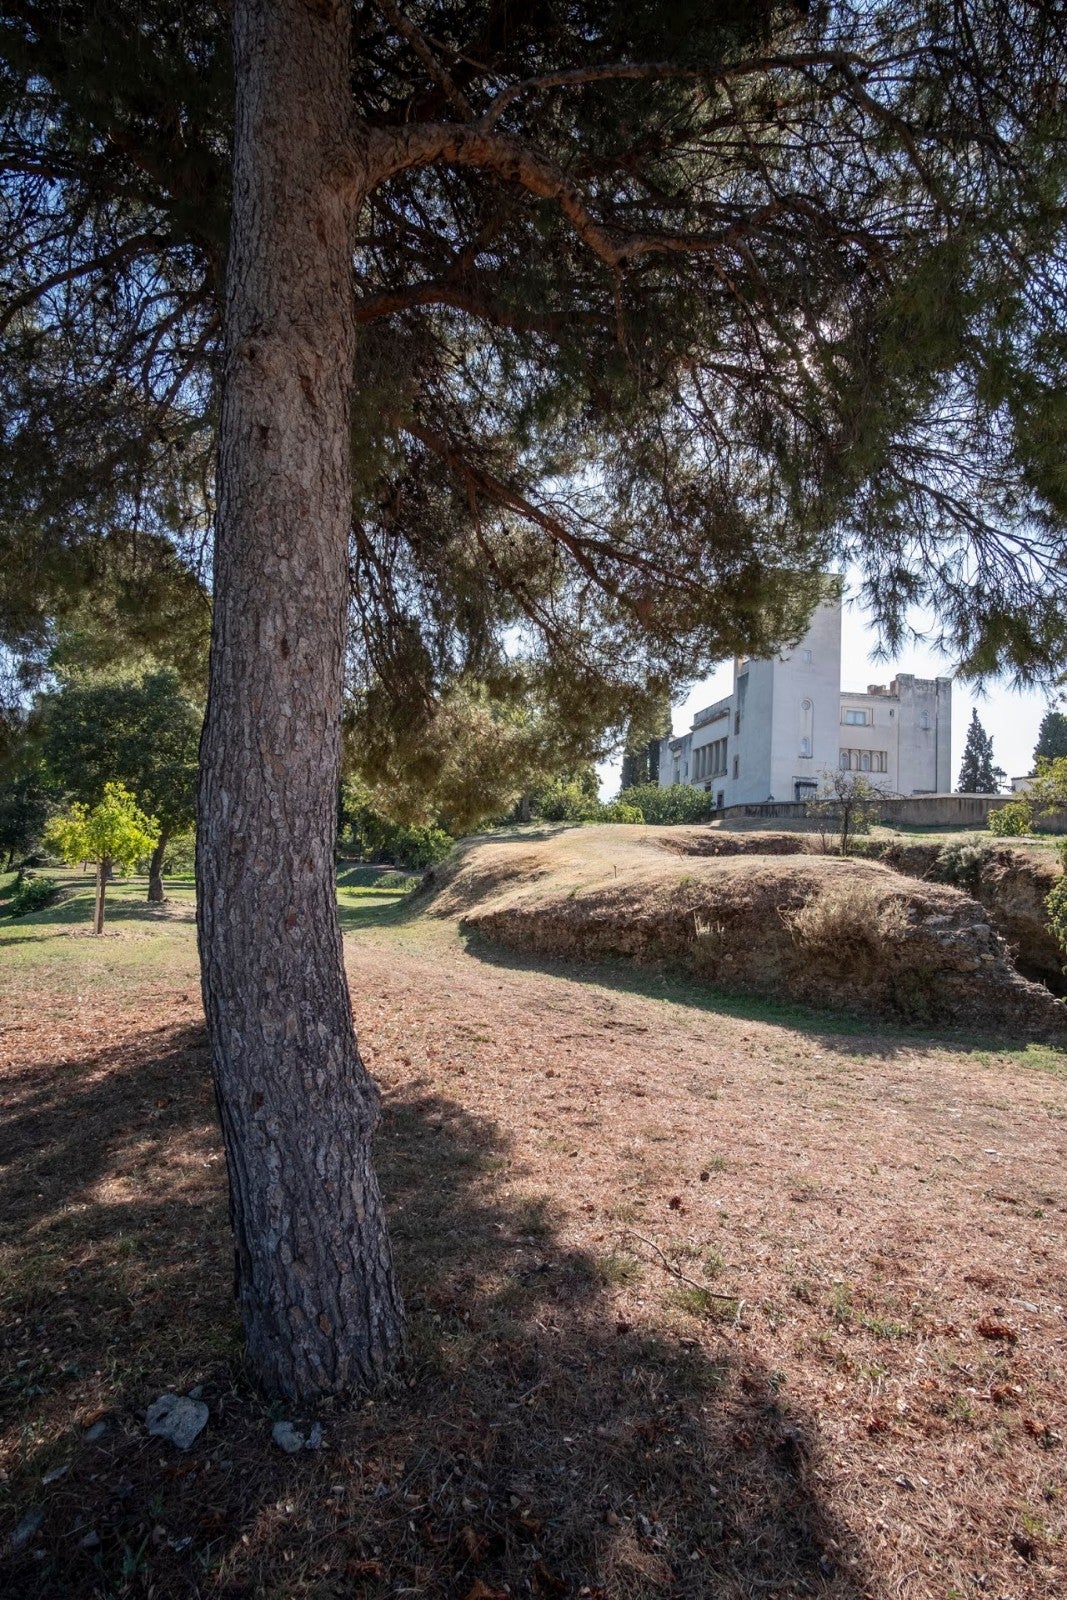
xmin=656 ymin=594 xmax=951 ymax=802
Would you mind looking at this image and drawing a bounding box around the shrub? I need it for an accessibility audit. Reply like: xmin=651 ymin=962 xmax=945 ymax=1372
xmin=387 ymin=825 xmax=453 ymax=871
xmin=1047 ymin=876 xmax=1067 ymax=970
xmin=932 ymin=836 xmax=992 ymax=894
xmin=8 ymin=874 xmax=58 ymax=917
xmin=377 ymin=869 xmax=420 ymax=890
xmin=783 ymin=880 xmax=909 ymax=977
xmin=988 ymin=799 xmax=1032 ymax=836
xmin=616 ymin=783 xmax=713 ymax=825
xmin=532 ymin=778 xmax=602 ymax=823
xmin=600 ymin=800 xmax=644 ymax=824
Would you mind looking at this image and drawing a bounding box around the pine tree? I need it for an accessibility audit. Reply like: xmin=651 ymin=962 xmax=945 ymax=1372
xmin=1034 ymin=710 xmax=1067 ymax=766
xmin=958 ymin=710 xmax=1006 ymax=793
xmin=4 ymin=0 xmax=1067 ymax=1400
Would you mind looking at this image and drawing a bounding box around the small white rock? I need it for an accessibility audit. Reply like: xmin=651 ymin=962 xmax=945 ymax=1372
xmin=271 ymin=1420 xmax=305 ymax=1454
xmin=8 ymin=1509 xmax=43 ymax=1552
xmin=146 ymin=1394 xmax=209 ymax=1451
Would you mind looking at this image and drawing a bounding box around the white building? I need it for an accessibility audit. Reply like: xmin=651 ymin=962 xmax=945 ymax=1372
xmin=658 ymin=592 xmax=952 ymax=805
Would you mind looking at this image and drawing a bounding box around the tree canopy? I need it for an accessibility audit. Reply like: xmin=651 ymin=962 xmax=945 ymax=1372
xmin=3 ymin=0 xmax=1067 ymax=775
xmin=1034 ymin=708 xmax=1067 ymax=766
xmin=38 ymin=667 xmax=200 ymax=832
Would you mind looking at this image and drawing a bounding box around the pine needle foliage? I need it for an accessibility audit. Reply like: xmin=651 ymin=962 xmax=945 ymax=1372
xmin=2 ymin=2 xmax=1067 ymax=784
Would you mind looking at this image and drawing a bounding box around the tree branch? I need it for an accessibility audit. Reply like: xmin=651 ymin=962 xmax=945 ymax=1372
xmin=372 ymin=0 xmax=476 ymax=121
xmin=365 ymin=123 xmax=760 ymax=268
xmin=0 ymin=230 xmax=171 ymax=335
xmin=354 ymin=276 xmax=602 ymax=337
xmin=475 ymin=51 xmax=864 ymax=131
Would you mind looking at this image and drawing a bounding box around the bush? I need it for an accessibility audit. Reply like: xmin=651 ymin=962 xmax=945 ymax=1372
xmin=8 ymin=874 xmax=58 ymax=917
xmin=988 ymin=799 xmax=1032 ymax=836
xmin=377 ymin=869 xmax=420 ymax=890
xmin=386 ymin=825 xmax=454 ymax=871
xmin=616 ymin=783 xmax=713 ymax=825
xmin=783 ymin=880 xmax=909 ymax=977
xmin=531 ymin=778 xmax=602 ymax=823
xmin=932 ymin=836 xmax=992 ymax=894
xmin=600 ymin=800 xmax=644 ymax=824
xmin=1047 ymin=876 xmax=1067 ymax=969
xmin=338 ymin=779 xmax=456 ymax=867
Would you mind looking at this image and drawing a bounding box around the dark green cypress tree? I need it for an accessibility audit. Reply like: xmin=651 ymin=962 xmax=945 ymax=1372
xmin=1034 ymin=710 xmax=1067 ymax=766
xmin=958 ymin=709 xmax=1006 ymax=793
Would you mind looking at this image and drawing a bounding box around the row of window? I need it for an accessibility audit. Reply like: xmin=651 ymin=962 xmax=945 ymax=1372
xmin=693 ymin=736 xmax=728 ymax=780
xmin=840 ymin=748 xmax=888 ymax=773
xmin=843 ymin=707 xmax=933 ymax=730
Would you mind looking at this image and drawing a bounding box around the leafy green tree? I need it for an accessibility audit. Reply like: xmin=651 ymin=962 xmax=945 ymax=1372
xmin=958 ymin=709 xmax=1006 ymax=793
xmin=987 ymin=798 xmax=1032 ymax=837
xmin=1034 ymin=709 xmax=1067 ymax=766
xmin=45 ymin=782 xmax=158 ymax=934
xmin=615 ymin=783 xmax=714 ymax=826
xmin=988 ymin=756 xmax=1067 ymax=835
xmin=39 ymin=669 xmax=200 ymax=900
xmin=5 ymin=0 xmax=1067 ymax=1399
xmin=0 ymin=763 xmax=50 ymax=868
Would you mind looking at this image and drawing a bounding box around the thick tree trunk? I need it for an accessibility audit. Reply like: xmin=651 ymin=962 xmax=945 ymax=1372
xmin=196 ymin=0 xmax=404 ymax=1401
xmin=147 ymin=828 xmax=170 ymax=903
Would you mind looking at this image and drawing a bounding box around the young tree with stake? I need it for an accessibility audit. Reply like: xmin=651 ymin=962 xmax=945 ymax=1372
xmin=45 ymin=783 xmax=158 ymax=935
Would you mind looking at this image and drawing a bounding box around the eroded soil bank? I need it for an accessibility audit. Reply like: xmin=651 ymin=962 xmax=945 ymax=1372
xmin=425 ymin=826 xmax=1067 ymax=1036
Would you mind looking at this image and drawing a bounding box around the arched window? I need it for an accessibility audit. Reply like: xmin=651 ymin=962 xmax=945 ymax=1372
xmin=919 ymin=711 xmax=930 ymax=731
xmin=861 ymin=752 xmax=871 ymax=772
xmin=840 ymin=750 xmax=850 ymax=770
xmin=800 ymin=698 xmax=814 ymax=759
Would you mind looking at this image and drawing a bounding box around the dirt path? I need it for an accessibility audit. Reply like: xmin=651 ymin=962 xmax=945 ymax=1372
xmin=1 ymin=921 xmax=1065 ymax=1598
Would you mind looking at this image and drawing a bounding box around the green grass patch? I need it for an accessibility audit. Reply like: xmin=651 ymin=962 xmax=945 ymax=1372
xmin=669 ymin=1285 xmax=741 ymax=1322
xmin=962 ymin=1041 xmax=1067 ymax=1081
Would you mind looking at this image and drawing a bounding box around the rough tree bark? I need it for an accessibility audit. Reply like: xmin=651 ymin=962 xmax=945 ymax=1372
xmin=147 ymin=827 xmax=170 ymax=903
xmin=196 ymin=0 xmax=404 ymax=1400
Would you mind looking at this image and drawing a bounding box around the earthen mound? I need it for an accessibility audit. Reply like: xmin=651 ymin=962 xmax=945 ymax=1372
xmin=423 ymin=825 xmax=1067 ymax=1037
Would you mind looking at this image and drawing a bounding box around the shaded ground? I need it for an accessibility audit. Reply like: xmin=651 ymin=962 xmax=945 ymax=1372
xmin=0 ymin=885 xmax=1065 ymax=1598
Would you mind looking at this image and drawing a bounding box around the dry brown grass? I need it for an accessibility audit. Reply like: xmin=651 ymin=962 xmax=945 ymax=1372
xmin=430 ymin=826 xmax=1067 ymax=1036
xmin=2 ymin=916 xmax=1066 ymax=1599
xmin=782 ymin=880 xmax=912 ymax=986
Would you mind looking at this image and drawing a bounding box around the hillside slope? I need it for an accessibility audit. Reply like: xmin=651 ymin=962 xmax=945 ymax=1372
xmin=424 ymin=826 xmax=1067 ymax=1036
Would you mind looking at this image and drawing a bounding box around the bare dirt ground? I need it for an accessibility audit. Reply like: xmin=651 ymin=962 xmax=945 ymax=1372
xmin=1 ymin=896 xmax=1066 ymax=1599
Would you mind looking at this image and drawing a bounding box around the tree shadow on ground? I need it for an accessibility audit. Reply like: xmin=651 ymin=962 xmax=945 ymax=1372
xmin=1 ymin=1020 xmax=870 ymax=1600
xmin=0 ymin=879 xmax=196 ymax=946
xmin=458 ymin=926 xmax=1067 ymax=1064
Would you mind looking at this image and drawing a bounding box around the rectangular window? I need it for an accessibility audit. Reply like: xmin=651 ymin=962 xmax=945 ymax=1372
xmin=732 ymin=755 xmax=740 ymax=779
xmin=843 ymin=708 xmax=869 ymax=725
